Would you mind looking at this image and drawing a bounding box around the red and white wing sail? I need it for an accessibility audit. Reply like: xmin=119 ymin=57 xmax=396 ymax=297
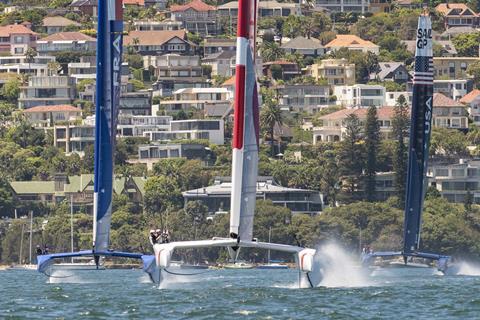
xmin=229 ymin=0 xmax=260 ymax=241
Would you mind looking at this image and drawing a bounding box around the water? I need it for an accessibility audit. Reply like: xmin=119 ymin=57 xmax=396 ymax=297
xmin=1 ymin=266 xmax=480 ymax=319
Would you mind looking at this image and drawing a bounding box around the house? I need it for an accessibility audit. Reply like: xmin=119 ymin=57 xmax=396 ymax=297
xmin=218 ymin=0 xmax=301 ymax=20
xmin=333 ymin=84 xmax=386 ymax=107
xmin=144 ymin=0 xmax=168 ymax=9
xmin=263 ymin=60 xmax=301 ymax=81
xmin=54 ymin=124 xmax=95 ymax=154
xmin=69 ymin=0 xmax=98 ymax=17
xmin=133 ymin=19 xmax=182 ymax=31
xmin=134 ymin=143 xmax=213 ymax=169
xmin=0 ymin=55 xmax=55 ymax=65
xmin=42 ymin=16 xmax=81 ymax=34
xmin=433 ymin=57 xmax=479 ymax=79
xmin=170 ymin=0 xmax=217 ymax=36
xmin=147 ymin=54 xmax=205 ymax=97
xmin=304 ymin=59 xmax=356 ymax=86
xmin=369 ymin=62 xmax=409 ymax=83
xmin=23 ymin=104 xmax=82 ymax=128
xmin=144 ymin=119 xmax=225 ymax=144
xmin=460 ymin=89 xmax=480 ymax=125
xmin=274 ymin=84 xmax=330 ymax=114
xmin=0 ymin=63 xmax=49 ymax=76
xmin=115 ymin=114 xmax=171 ymax=137
xmin=19 ymin=76 xmax=76 ymax=109
xmin=10 ymin=174 xmax=146 ymax=212
xmin=123 ymin=30 xmax=194 ymax=55
xmin=202 ymin=50 xmax=236 ymax=77
xmin=312 ymin=106 xmax=399 ymax=143
xmin=36 ymin=32 xmax=96 ymax=54
xmin=280 ymin=36 xmax=325 ymax=58
xmin=159 ymin=87 xmax=231 ymax=113
xmin=183 ymin=176 xmax=323 ymax=215
xmin=120 ymin=91 xmax=153 ymax=115
xmin=440 ymin=26 xmax=478 ymax=39
xmin=435 ymin=3 xmax=478 ymax=29
xmin=202 ymin=38 xmax=236 ymax=55
xmin=432 ymin=92 xmax=469 ymax=131
xmin=433 ymin=79 xmax=473 ymax=101
xmin=369 ymin=0 xmax=391 ymax=13
xmin=0 ymin=24 xmax=38 ymax=55
xmin=384 ymin=91 xmax=412 ymax=107
xmin=403 ymin=40 xmax=457 ymax=56
xmin=428 ymin=159 xmax=480 ymax=204
xmin=315 ymin=0 xmax=369 ymax=13
xmin=325 ymin=35 xmax=380 ymax=54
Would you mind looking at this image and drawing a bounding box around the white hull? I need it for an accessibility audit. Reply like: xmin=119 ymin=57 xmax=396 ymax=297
xmin=145 ymin=238 xmax=324 ymax=288
xmin=9 ymin=264 xmax=37 ymax=271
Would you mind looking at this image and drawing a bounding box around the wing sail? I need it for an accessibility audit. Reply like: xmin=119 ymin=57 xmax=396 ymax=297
xmin=229 ymin=0 xmax=260 ymax=241
xmin=403 ymin=14 xmax=433 ymax=253
xmin=93 ymin=0 xmax=123 ymax=252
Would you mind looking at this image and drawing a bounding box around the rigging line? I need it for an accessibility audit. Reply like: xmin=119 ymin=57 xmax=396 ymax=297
xmin=163 ymin=268 xmax=210 ymax=276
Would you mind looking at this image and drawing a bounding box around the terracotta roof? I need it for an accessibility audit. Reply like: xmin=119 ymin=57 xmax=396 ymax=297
xmin=319 ymin=106 xmax=400 ymax=120
xmin=433 ymin=92 xmax=464 ymax=108
xmin=24 ymin=105 xmax=81 ymax=113
xmin=0 ymin=24 xmax=37 ymax=37
xmin=124 ymin=30 xmax=186 ymax=46
xmin=42 ymin=16 xmax=80 ymax=27
xmin=460 ymin=89 xmax=480 ymax=104
xmin=123 ymin=0 xmax=145 ymax=5
xmin=326 ymin=34 xmax=378 ymax=48
xmin=221 ymin=75 xmax=235 ymax=86
xmin=436 ymin=3 xmax=476 ymax=15
xmin=171 ymin=0 xmax=216 ymax=12
xmin=38 ymin=31 xmax=95 ymax=42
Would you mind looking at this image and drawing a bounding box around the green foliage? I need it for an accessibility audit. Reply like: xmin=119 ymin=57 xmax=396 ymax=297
xmin=368 ymin=81 xmax=405 ymax=92
xmin=430 ymin=127 xmax=468 ymax=156
xmin=6 ymin=119 xmax=45 ymax=149
xmin=260 ymin=41 xmax=284 ymax=62
xmin=452 ymin=32 xmax=480 ymax=57
xmin=332 ymin=48 xmax=380 ymax=83
xmin=392 ymin=95 xmax=409 ymax=205
xmin=1 ymin=78 xmax=20 ymax=103
xmin=76 ymin=78 xmax=95 ymax=93
xmin=129 ymin=79 xmax=145 ymax=91
xmin=467 ymin=61 xmax=480 ymax=88
xmin=260 ymin=90 xmax=283 ymax=156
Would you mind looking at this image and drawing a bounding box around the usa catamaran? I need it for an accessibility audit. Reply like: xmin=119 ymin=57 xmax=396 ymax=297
xmin=362 ymin=12 xmax=452 ymax=273
xmin=37 ymin=0 xmax=323 ymax=287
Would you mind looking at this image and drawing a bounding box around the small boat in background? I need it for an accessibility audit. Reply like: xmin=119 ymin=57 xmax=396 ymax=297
xmin=223 ymin=262 xmax=254 ymax=269
xmin=256 ymin=263 xmax=288 ymax=270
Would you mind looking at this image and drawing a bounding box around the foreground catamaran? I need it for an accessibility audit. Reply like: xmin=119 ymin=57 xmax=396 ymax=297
xmin=37 ymin=0 xmax=153 ymax=276
xmin=362 ymin=12 xmax=451 ymax=272
xmin=145 ymin=0 xmax=323 ymax=288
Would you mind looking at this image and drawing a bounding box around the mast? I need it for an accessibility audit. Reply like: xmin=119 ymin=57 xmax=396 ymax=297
xmin=29 ymin=211 xmax=33 ymax=264
xmin=229 ymin=0 xmax=260 ymax=242
xmin=403 ymin=13 xmax=433 ymax=254
xmin=71 ymin=194 xmax=74 ymax=263
xmin=93 ymin=0 xmax=123 ymax=252
xmin=19 ymin=223 xmax=24 ymax=265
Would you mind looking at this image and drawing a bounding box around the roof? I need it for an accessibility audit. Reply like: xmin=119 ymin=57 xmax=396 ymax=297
xmin=42 ymin=16 xmax=80 ymax=27
xmin=23 ymin=105 xmax=81 ymax=113
xmin=433 ymin=92 xmax=465 ymax=108
xmin=326 ymin=34 xmax=378 ymax=49
xmin=124 ymin=30 xmax=187 ymax=46
xmin=38 ymin=32 xmax=95 ymax=42
xmin=371 ymin=62 xmax=406 ymax=80
xmin=436 ymin=3 xmax=476 ymax=15
xmin=0 ymin=24 xmax=37 ymax=37
xmin=460 ymin=89 xmax=480 ymax=104
xmin=171 ymin=0 xmax=215 ymax=12
xmin=123 ymin=0 xmax=145 ymax=5
xmin=203 ymin=38 xmax=235 ymax=47
xmin=221 ymin=75 xmax=235 ymax=86
xmin=281 ymin=36 xmax=324 ymax=50
xmin=218 ymin=0 xmax=297 ymax=9
xmin=319 ymin=106 xmax=400 ymax=121
xmin=202 ymin=50 xmax=236 ymax=61
xmin=403 ymin=40 xmax=457 ymax=55
xmin=10 ymin=181 xmax=55 ymax=194
xmin=263 ymin=60 xmax=298 ymax=66
xmin=441 ymin=26 xmax=478 ymax=37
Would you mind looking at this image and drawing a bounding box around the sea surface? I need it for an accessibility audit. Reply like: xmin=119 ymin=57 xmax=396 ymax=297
xmin=1 ymin=264 xmax=480 ymax=319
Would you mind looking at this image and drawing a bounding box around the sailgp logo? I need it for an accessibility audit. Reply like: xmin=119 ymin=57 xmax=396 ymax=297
xmin=112 ymin=34 xmax=121 ymax=87
xmin=424 ymin=96 xmax=432 ymax=149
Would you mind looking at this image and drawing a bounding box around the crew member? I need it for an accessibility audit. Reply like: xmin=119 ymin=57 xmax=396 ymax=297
xmin=36 ymin=245 xmax=43 ymax=255
xmin=149 ymin=229 xmax=157 ymax=245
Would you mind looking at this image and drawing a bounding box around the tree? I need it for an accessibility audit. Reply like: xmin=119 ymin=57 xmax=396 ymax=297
xmin=392 ymin=95 xmax=410 ymax=205
xmin=25 ymin=47 xmax=37 ymax=76
xmin=144 ymin=176 xmax=182 ymax=226
xmin=364 ymin=106 xmax=380 ymax=202
xmin=337 ymin=113 xmax=364 ymax=202
xmin=430 ymin=127 xmax=468 ymax=156
xmin=1 ymin=78 xmax=20 ymax=103
xmin=260 ymin=41 xmax=284 ymax=62
xmin=452 ymin=32 xmax=480 ymax=57
xmin=467 ymin=61 xmax=480 ymax=88
xmin=260 ymin=92 xmax=283 ymax=157
xmin=6 ymin=119 xmax=45 ymax=149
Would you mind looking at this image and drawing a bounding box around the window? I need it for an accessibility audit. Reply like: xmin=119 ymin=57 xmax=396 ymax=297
xmin=14 ymin=47 xmax=24 ymax=54
xmin=452 ymin=168 xmax=464 ymax=177
xmin=436 ymin=168 xmax=449 ymax=177
xmin=14 ymin=36 xmax=24 ymax=44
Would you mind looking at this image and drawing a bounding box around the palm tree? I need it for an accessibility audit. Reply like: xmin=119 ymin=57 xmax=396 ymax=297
xmin=25 ymin=47 xmax=37 ymax=77
xmin=260 ymin=41 xmax=284 ymax=62
xmin=47 ymin=61 xmax=61 ymax=76
xmin=260 ymin=95 xmax=283 ymax=157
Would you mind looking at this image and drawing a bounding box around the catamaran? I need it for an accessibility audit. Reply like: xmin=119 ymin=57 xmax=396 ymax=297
xmin=145 ymin=0 xmax=324 ymax=288
xmin=362 ymin=12 xmax=452 ymax=273
xmin=37 ymin=0 xmax=153 ymax=277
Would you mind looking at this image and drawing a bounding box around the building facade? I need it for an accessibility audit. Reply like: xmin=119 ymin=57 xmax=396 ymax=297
xmin=305 ymin=59 xmax=356 ymax=86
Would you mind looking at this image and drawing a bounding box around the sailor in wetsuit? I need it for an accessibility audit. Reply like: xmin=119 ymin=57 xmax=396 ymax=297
xmin=149 ymin=229 xmax=158 ymax=245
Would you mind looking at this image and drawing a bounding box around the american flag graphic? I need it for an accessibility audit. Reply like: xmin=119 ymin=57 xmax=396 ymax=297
xmin=413 ymin=56 xmax=433 ymax=85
